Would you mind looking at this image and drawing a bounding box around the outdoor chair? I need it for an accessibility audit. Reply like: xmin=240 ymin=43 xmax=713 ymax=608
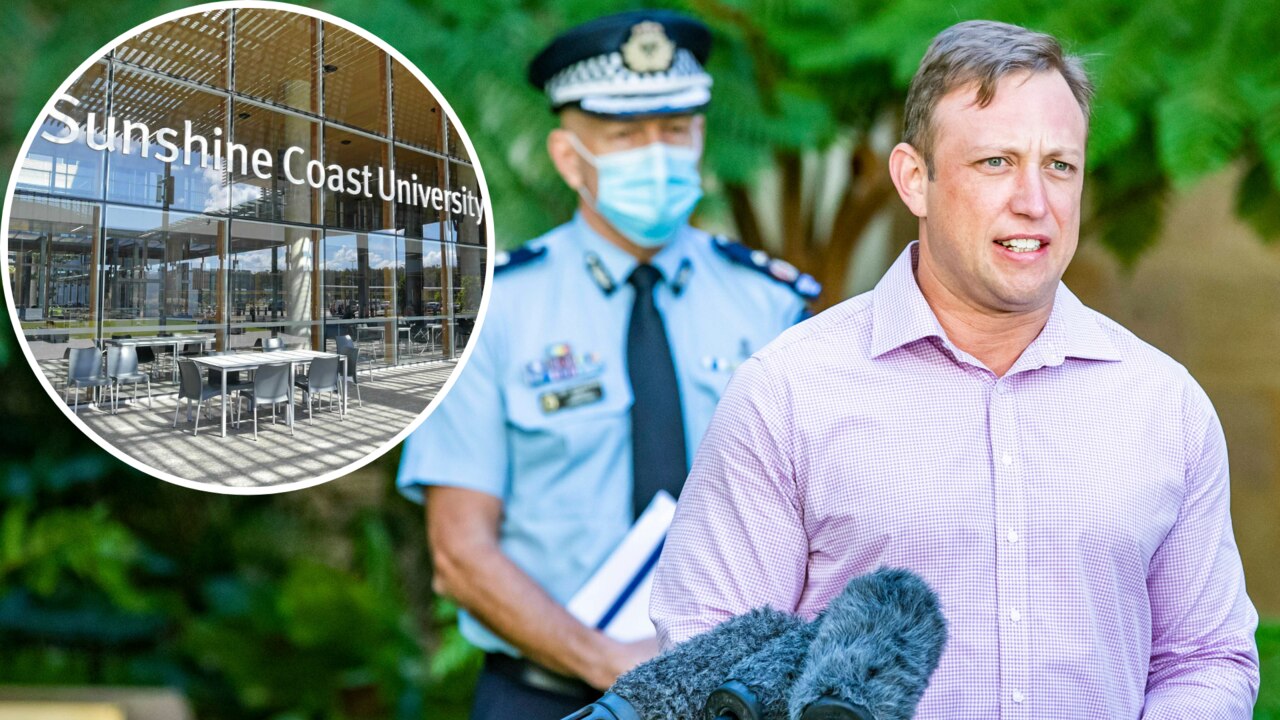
xmin=263 ymin=337 xmax=284 ymax=352
xmin=64 ymin=346 xmax=108 ymax=413
xmin=106 ymin=345 xmax=151 ymax=414
xmin=338 ymin=345 xmax=362 ymax=408
xmin=172 ymin=359 xmax=225 ymax=436
xmin=235 ymin=363 xmax=294 ymax=441
xmin=295 ymin=355 xmax=341 ymax=424
xmin=204 ymin=350 xmax=252 ymax=399
xmin=110 ymin=333 xmax=155 ymax=379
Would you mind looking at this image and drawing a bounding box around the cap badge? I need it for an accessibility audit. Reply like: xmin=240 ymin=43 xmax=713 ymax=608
xmin=621 ymin=21 xmax=676 ymax=73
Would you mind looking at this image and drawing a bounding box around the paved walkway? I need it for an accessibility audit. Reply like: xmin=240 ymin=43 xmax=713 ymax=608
xmin=73 ymin=361 xmax=456 ymax=488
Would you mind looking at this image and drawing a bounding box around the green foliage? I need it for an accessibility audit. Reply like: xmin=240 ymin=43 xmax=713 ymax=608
xmin=182 ymin=517 xmax=427 ymax=719
xmin=0 ymin=347 xmax=456 ymax=718
xmin=1259 ymin=621 xmax=1280 ymax=719
xmin=423 ymin=599 xmax=481 ymax=720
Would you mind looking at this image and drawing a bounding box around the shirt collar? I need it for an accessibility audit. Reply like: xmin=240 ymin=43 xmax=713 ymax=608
xmin=572 ymin=212 xmax=689 ymax=293
xmin=870 ymin=242 xmax=1121 ymax=368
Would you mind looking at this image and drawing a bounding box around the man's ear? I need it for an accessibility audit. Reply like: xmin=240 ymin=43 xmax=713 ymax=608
xmin=889 ymin=142 xmax=929 ymax=219
xmin=548 ymin=129 xmax=585 ymax=190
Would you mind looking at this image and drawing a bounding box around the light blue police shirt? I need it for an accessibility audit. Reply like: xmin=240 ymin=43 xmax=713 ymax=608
xmin=397 ymin=213 xmax=814 ymax=655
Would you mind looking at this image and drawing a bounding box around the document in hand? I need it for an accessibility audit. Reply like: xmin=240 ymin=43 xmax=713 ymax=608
xmin=566 ymin=490 xmax=677 ymax=642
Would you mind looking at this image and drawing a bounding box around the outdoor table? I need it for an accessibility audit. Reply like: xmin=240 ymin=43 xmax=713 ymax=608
xmin=107 ymin=333 xmax=216 ymax=382
xmin=190 ymin=349 xmax=347 ymax=438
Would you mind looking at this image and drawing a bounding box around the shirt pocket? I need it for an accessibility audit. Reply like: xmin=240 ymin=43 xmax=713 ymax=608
xmin=684 ymin=358 xmax=741 ymax=439
xmin=503 ymin=371 xmax=634 ymax=516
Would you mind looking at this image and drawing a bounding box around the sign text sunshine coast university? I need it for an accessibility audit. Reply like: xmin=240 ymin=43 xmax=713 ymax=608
xmin=42 ymin=94 xmax=486 ymax=224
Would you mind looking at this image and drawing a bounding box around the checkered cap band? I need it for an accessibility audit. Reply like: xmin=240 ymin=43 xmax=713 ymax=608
xmin=546 ymin=48 xmax=711 ymax=110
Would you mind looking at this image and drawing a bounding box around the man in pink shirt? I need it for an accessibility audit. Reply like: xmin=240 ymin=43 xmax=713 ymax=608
xmin=650 ymin=20 xmax=1259 ymax=718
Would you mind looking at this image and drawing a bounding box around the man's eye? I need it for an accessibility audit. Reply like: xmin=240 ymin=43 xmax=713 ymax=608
xmin=1050 ymin=160 xmax=1073 ymax=173
xmin=984 ymin=157 xmax=1006 ymax=168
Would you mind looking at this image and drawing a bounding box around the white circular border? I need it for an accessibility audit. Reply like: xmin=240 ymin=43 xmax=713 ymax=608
xmin=0 ymin=0 xmax=497 ymax=495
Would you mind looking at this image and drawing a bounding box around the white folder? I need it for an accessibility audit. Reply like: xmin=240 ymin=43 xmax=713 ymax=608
xmin=566 ymin=490 xmax=677 ymax=642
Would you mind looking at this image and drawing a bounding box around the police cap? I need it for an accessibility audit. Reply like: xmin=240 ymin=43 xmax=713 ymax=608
xmin=528 ymin=10 xmax=713 ymax=118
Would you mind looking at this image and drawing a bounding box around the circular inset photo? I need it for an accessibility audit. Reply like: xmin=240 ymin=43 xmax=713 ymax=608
xmin=2 ymin=1 xmax=493 ymax=493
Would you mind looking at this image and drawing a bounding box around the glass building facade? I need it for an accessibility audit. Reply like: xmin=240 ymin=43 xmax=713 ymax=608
xmin=7 ymin=8 xmax=488 ymax=372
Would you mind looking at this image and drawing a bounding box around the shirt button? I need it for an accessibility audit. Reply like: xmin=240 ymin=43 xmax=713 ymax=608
xmin=1012 ymin=690 xmax=1025 ymax=703
xmin=1002 ymin=452 xmax=1013 ymax=466
xmin=1008 ymin=529 xmax=1019 ymax=543
xmin=1010 ymin=608 xmax=1021 ymax=622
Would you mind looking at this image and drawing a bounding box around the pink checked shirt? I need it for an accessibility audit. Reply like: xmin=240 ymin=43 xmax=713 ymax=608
xmin=651 ymin=244 xmax=1259 ymax=718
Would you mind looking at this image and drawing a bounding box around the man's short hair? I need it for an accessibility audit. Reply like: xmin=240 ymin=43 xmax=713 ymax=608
xmin=903 ymin=20 xmax=1094 ymax=178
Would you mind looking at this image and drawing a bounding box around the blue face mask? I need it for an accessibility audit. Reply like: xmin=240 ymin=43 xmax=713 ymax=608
xmin=569 ymin=134 xmax=704 ymax=248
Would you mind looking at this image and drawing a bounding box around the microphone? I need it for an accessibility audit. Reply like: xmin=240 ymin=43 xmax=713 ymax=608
xmin=560 ymin=607 xmax=806 ymax=720
xmin=788 ymin=568 xmax=948 ymax=720
xmin=703 ymin=621 xmax=821 ymax=720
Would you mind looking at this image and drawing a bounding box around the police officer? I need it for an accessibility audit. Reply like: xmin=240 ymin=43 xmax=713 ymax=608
xmin=397 ymin=10 xmax=819 ymax=719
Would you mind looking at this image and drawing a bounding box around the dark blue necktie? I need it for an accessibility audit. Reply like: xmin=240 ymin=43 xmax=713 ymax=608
xmin=627 ymin=264 xmax=688 ymax=520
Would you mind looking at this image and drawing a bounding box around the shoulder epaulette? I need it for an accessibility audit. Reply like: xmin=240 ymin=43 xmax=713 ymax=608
xmin=494 ymin=245 xmax=548 ymax=275
xmin=711 ymin=236 xmax=821 ymax=300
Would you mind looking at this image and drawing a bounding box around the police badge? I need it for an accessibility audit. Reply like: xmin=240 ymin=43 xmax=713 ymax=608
xmin=621 ymin=21 xmax=676 ymax=73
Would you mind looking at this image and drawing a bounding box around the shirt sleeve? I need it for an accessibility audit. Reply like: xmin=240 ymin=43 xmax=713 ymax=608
xmin=396 ymin=321 xmax=508 ymax=504
xmin=650 ymin=355 xmax=809 ymax=649
xmin=1142 ymin=378 xmax=1259 ymax=718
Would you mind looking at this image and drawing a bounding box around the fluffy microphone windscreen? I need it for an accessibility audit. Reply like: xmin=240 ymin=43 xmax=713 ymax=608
xmin=709 ymin=620 xmax=822 ymax=719
xmin=612 ymin=607 xmax=805 ymax=719
xmin=788 ymin=568 xmax=948 ymax=720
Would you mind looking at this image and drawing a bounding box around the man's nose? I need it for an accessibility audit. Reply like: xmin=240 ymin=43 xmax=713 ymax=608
xmin=1009 ymin=165 xmax=1048 ymax=219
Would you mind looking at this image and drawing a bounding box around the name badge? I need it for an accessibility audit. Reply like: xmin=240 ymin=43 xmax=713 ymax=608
xmin=540 ymin=381 xmax=604 ymax=414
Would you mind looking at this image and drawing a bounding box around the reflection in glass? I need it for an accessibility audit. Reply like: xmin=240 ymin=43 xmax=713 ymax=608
xmin=449 ymin=161 xmax=485 ymax=246
xmin=234 ymin=10 xmax=318 ymax=113
xmin=101 ymin=205 xmax=223 ymax=337
xmin=229 ymin=101 xmax=320 ymax=224
xmin=394 ymin=145 xmax=443 ymax=240
xmin=446 ymin=243 xmax=486 ymax=355
xmin=16 ymin=62 xmax=109 ymax=200
xmin=107 ymin=68 xmax=228 ymax=214
xmin=114 ymin=10 xmax=230 ymax=88
xmin=324 ymin=231 xmax=395 ymax=360
xmin=397 ymin=233 xmax=444 ymax=363
xmin=322 ymin=23 xmax=387 ymax=135
xmin=324 ymin=126 xmax=390 ymax=231
xmin=229 ymin=220 xmax=317 ymax=348
xmin=8 ymin=196 xmax=101 ymax=358
xmin=7 ymin=7 xmax=489 ymax=369
xmin=392 ymin=59 xmax=442 ymax=152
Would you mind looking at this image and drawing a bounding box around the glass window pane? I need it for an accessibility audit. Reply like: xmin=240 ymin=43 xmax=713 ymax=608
xmin=229 ymin=101 xmax=320 ymax=224
xmin=448 ymin=243 xmax=486 ymax=318
xmin=233 ymin=9 xmax=318 ymax=114
xmin=101 ymin=205 xmax=223 ymax=335
xmin=448 ymin=160 xmax=485 ymax=246
xmin=16 ymin=62 xmax=109 ymax=200
xmin=106 ymin=68 xmax=228 ymax=214
xmin=228 ymin=220 xmax=317 ymax=349
xmin=323 ymin=231 xmax=396 ymax=360
xmin=323 ymin=126 xmax=389 ymax=231
xmin=114 ymin=11 xmax=229 ymax=88
xmin=392 ymin=59 xmax=442 ymax=152
xmin=8 ymin=196 xmax=101 ymax=362
xmin=394 ymin=145 xmax=444 ymax=239
xmin=322 ymin=23 xmax=388 ymax=136
xmin=396 ymin=233 xmax=443 ymax=362
xmin=442 ymin=242 xmax=485 ymax=356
